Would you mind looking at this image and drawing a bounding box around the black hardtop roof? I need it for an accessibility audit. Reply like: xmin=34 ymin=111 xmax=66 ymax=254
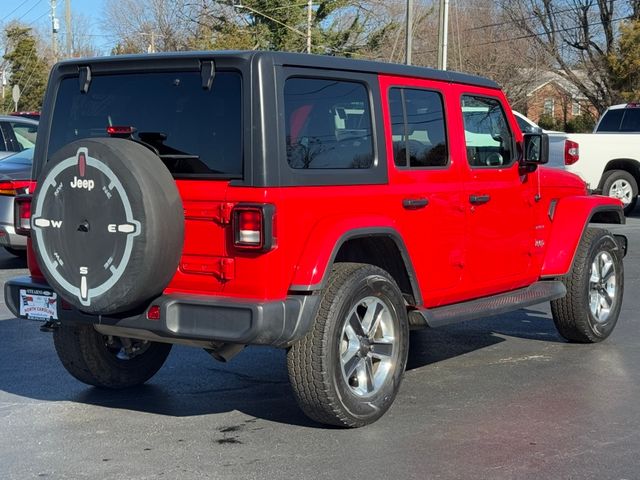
xmin=55 ymin=50 xmax=500 ymax=90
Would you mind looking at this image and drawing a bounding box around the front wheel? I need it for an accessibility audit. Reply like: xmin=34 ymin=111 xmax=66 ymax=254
xmin=53 ymin=324 xmax=172 ymax=388
xmin=551 ymin=228 xmax=624 ymax=342
xmin=287 ymin=263 xmax=409 ymax=428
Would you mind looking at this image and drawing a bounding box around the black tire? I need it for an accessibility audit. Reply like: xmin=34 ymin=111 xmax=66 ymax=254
xmin=601 ymin=170 xmax=638 ymax=215
xmin=31 ymin=138 xmax=184 ymax=314
xmin=3 ymin=247 xmax=26 ymax=258
xmin=551 ymin=228 xmax=624 ymax=343
xmin=287 ymin=263 xmax=409 ymax=428
xmin=53 ymin=324 xmax=172 ymax=388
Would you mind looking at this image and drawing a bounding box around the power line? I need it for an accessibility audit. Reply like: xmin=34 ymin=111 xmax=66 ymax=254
xmin=0 ymin=0 xmax=33 ymax=23
xmin=415 ymin=15 xmax=631 ymax=55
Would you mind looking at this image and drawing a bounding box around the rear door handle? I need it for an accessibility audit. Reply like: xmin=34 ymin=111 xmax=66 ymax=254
xmin=469 ymin=194 xmax=491 ymax=205
xmin=402 ymin=198 xmax=429 ymax=210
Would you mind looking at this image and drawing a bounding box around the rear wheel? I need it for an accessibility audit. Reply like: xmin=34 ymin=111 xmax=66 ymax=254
xmin=287 ymin=263 xmax=409 ymax=427
xmin=53 ymin=324 xmax=172 ymax=388
xmin=601 ymin=170 xmax=638 ymax=215
xmin=551 ymin=228 xmax=623 ymax=343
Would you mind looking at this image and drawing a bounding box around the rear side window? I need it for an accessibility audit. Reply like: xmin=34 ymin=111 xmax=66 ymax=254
xmin=284 ymin=78 xmax=374 ymax=169
xmin=48 ymin=71 xmax=242 ymax=176
xmin=621 ymin=108 xmax=640 ymax=131
xmin=596 ymin=109 xmax=624 ymax=132
xmin=389 ymin=88 xmax=448 ymax=168
xmin=461 ymin=95 xmax=514 ymax=168
xmin=9 ymin=121 xmax=38 ymax=150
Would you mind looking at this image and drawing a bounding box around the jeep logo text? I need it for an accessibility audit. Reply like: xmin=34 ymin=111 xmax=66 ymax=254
xmin=70 ymin=177 xmax=95 ymax=191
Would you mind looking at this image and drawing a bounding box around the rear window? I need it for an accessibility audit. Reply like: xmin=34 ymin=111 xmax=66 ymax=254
xmin=284 ymin=77 xmax=374 ymax=169
xmin=596 ymin=107 xmax=640 ymax=132
xmin=48 ymin=71 xmax=242 ymax=176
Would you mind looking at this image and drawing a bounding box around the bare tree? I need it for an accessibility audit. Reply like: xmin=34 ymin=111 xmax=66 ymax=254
xmin=103 ymin=0 xmax=192 ymax=53
xmin=501 ymin=0 xmax=637 ymax=112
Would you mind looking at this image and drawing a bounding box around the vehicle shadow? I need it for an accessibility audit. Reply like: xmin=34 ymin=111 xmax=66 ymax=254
xmin=407 ymin=307 xmax=563 ymax=371
xmin=0 ymin=252 xmax=27 ymax=269
xmin=0 ymin=307 xmax=564 ymax=427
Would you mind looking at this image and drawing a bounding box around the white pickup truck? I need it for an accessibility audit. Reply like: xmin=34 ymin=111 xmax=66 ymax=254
xmin=563 ymin=103 xmax=640 ymax=214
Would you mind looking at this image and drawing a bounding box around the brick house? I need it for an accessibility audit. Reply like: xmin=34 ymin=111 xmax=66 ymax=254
xmin=522 ymin=71 xmax=598 ymax=127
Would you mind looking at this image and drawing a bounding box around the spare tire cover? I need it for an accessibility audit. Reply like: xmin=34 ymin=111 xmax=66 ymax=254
xmin=31 ymin=138 xmax=184 ymax=315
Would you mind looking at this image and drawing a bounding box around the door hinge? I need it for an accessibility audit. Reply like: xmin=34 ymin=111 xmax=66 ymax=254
xmin=218 ymin=202 xmax=234 ymax=225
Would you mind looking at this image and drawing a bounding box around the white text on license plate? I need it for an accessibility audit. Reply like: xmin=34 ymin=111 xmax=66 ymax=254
xmin=19 ymin=289 xmax=58 ymax=321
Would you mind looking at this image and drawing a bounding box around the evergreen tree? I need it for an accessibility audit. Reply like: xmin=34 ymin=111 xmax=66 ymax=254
xmin=2 ymin=25 xmax=49 ymax=112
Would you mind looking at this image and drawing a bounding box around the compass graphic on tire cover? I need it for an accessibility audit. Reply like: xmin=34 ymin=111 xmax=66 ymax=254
xmin=32 ymin=147 xmax=141 ymax=307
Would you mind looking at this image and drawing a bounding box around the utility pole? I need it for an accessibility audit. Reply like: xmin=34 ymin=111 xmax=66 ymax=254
xmin=65 ymin=0 xmax=72 ymax=57
xmin=405 ymin=0 xmax=413 ymax=65
xmin=1 ymin=69 xmax=6 ymax=100
xmin=306 ymin=0 xmax=312 ymax=54
xmin=149 ymin=31 xmax=156 ymax=53
xmin=51 ymin=0 xmax=60 ymax=62
xmin=437 ymin=0 xmax=449 ymax=70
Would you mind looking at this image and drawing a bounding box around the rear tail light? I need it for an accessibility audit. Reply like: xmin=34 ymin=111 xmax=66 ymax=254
xmin=232 ymin=204 xmax=276 ymax=251
xmin=107 ymin=125 xmax=136 ymax=137
xmin=0 ymin=180 xmax=34 ymax=196
xmin=14 ymin=194 xmax=32 ymax=236
xmin=564 ymin=140 xmax=579 ymax=165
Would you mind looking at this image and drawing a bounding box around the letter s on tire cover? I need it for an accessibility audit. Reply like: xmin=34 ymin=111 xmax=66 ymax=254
xmin=31 ymin=138 xmax=184 ymax=314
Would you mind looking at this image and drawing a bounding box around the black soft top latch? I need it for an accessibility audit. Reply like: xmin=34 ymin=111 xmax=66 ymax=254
xmin=79 ymin=66 xmax=92 ymax=94
xmin=201 ymin=60 xmax=215 ymax=90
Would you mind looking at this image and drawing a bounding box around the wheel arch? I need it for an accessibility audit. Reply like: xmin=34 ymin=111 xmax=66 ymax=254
xmin=289 ymin=227 xmax=421 ymax=306
xmin=541 ymin=196 xmax=625 ymax=278
xmin=599 ymin=158 xmax=640 ymax=190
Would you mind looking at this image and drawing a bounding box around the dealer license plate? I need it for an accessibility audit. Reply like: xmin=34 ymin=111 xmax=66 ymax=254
xmin=19 ymin=289 xmax=58 ymax=321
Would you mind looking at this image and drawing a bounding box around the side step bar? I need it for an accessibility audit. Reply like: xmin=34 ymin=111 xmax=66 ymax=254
xmin=409 ymin=281 xmax=566 ymax=329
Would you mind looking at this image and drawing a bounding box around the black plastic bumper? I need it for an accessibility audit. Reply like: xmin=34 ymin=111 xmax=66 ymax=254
xmin=4 ymin=276 xmax=319 ymax=348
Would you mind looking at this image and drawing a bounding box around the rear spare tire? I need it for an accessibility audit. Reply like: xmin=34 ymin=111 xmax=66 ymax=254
xmin=31 ymin=138 xmax=184 ymax=314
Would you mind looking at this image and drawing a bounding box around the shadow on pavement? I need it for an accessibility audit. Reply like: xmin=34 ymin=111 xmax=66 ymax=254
xmin=0 ymin=251 xmax=27 ymax=269
xmin=0 ymin=306 xmax=563 ymax=426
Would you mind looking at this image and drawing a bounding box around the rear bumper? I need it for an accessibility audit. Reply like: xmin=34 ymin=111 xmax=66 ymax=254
xmin=0 ymin=224 xmax=26 ymax=249
xmin=4 ymin=276 xmax=319 ymax=348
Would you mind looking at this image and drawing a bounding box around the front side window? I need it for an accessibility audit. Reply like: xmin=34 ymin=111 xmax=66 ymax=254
xmin=389 ymin=88 xmax=448 ymax=168
xmin=462 ymin=95 xmax=514 ymax=168
xmin=284 ymin=78 xmax=374 ymax=169
xmin=49 ymin=71 xmax=242 ymax=176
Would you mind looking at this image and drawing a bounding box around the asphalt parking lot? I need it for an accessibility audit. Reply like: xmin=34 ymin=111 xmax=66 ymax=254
xmin=1 ymin=218 xmax=640 ymax=480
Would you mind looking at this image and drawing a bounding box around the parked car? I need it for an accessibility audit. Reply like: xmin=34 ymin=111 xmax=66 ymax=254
xmin=563 ymin=103 xmax=640 ymax=214
xmin=4 ymin=51 xmax=626 ymax=428
xmin=0 ymin=115 xmax=38 ymax=160
xmin=512 ymin=111 xmax=577 ymax=169
xmin=9 ymin=111 xmax=41 ymax=121
xmin=0 ymin=148 xmax=34 ymax=256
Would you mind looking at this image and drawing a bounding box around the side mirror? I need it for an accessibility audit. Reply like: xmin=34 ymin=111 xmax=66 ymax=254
xmin=522 ymin=132 xmax=549 ymax=165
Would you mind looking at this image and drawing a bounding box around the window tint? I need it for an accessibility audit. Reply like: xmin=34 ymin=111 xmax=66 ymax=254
xmin=49 ymin=71 xmax=242 ymax=176
xmin=389 ymin=88 xmax=448 ymax=168
xmin=462 ymin=95 xmax=514 ymax=167
xmin=621 ymin=108 xmax=640 ymax=131
xmin=597 ymin=109 xmax=624 ymax=132
xmin=0 ymin=125 xmax=6 ymax=151
xmin=515 ymin=115 xmax=536 ymax=134
xmin=10 ymin=122 xmax=38 ymax=149
xmin=285 ymin=78 xmax=374 ymax=169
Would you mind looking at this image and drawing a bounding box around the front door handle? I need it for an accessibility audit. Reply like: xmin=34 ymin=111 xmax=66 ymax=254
xmin=402 ymin=198 xmax=429 ymax=210
xmin=469 ymin=194 xmax=491 ymax=205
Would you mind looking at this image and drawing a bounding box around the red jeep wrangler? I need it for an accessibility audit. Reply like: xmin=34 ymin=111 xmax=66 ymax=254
xmin=5 ymin=52 xmax=626 ymax=427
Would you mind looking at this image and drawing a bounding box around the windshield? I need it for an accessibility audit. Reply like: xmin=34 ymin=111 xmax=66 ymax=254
xmin=48 ymin=71 xmax=242 ymax=176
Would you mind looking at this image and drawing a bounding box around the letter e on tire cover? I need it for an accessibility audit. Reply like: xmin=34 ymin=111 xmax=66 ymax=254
xmin=32 ymin=138 xmax=184 ymax=314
